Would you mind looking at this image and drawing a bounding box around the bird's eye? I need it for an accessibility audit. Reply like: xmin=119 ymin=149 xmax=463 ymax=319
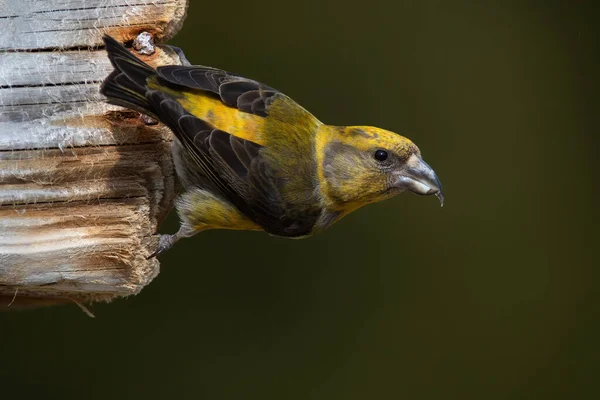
xmin=374 ymin=149 xmax=388 ymax=162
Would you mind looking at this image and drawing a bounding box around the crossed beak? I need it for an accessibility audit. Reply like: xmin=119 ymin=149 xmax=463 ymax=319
xmin=394 ymin=154 xmax=444 ymax=206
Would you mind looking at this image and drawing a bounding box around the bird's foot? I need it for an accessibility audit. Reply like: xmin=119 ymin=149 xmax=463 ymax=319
xmin=147 ymin=234 xmax=179 ymax=259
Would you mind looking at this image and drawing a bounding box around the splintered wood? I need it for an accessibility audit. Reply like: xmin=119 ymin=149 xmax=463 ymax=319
xmin=0 ymin=0 xmax=189 ymax=306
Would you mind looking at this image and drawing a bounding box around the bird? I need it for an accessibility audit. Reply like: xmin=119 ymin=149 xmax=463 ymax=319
xmin=100 ymin=35 xmax=443 ymax=256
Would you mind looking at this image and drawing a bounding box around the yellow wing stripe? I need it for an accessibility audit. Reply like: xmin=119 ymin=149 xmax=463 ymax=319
xmin=147 ymin=78 xmax=267 ymax=144
xmin=179 ymin=92 xmax=267 ymax=145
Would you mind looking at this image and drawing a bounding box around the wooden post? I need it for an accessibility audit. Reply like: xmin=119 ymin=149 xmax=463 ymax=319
xmin=0 ymin=0 xmax=188 ymax=308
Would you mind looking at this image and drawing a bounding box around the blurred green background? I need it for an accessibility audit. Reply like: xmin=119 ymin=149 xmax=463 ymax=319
xmin=2 ymin=0 xmax=598 ymax=399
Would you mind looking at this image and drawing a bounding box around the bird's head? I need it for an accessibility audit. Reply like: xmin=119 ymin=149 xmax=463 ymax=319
xmin=319 ymin=126 xmax=443 ymax=210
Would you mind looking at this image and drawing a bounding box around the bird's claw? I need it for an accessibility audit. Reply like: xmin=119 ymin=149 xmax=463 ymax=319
xmin=146 ymin=234 xmax=177 ymax=259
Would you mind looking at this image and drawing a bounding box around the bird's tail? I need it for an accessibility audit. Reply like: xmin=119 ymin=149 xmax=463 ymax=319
xmin=100 ymin=35 xmax=158 ymax=117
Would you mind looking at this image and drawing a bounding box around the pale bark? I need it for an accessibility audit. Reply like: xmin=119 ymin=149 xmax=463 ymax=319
xmin=0 ymin=0 xmax=189 ymax=307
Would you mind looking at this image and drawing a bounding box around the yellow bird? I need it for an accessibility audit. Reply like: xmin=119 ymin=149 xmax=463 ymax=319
xmin=100 ymin=35 xmax=443 ymax=255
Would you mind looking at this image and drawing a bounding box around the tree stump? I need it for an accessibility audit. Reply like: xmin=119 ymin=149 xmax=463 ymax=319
xmin=0 ymin=0 xmax=189 ymax=308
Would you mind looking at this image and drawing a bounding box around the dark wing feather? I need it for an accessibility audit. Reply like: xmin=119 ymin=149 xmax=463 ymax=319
xmin=208 ymin=131 xmax=248 ymax=179
xmin=157 ymin=66 xmax=223 ymax=92
xmin=156 ymin=65 xmax=278 ymax=118
xmin=146 ymin=90 xmax=317 ymax=237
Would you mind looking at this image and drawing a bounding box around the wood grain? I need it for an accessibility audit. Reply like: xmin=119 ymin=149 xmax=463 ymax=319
xmin=0 ymin=0 xmax=188 ymax=50
xmin=0 ymin=0 xmax=189 ymax=307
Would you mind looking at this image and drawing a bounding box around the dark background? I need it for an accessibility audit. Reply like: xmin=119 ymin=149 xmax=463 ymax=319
xmin=2 ymin=1 xmax=598 ymax=399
